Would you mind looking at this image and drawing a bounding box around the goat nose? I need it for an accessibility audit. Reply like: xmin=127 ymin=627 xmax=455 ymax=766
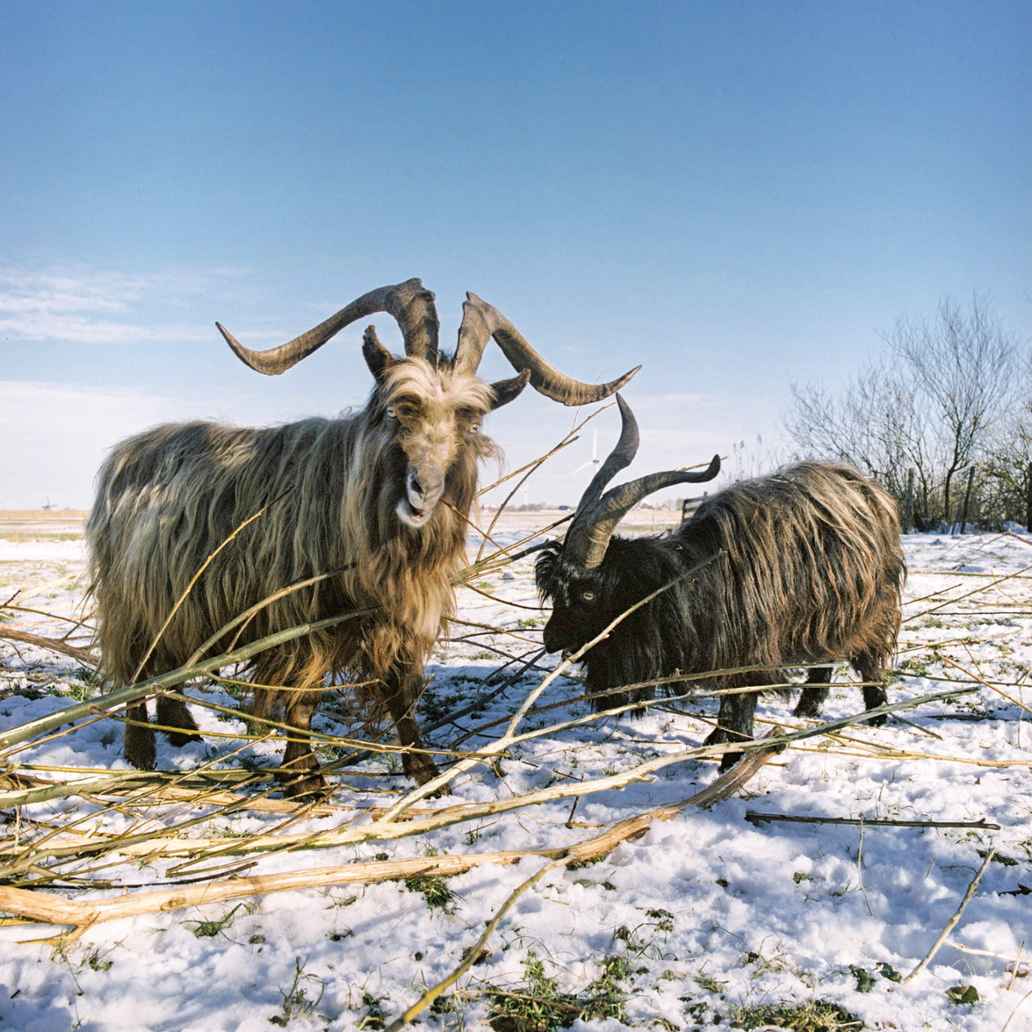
xmin=409 ymin=473 xmax=424 ymax=498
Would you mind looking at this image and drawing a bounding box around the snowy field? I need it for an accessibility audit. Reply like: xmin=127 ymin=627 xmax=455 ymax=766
xmin=1 ymin=519 xmax=1031 ymax=1031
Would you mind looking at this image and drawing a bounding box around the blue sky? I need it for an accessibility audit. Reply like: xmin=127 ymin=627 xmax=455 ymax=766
xmin=2 ymin=1 xmax=1029 ymax=507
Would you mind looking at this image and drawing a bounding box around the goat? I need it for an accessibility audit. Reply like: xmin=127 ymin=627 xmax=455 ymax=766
xmin=87 ymin=278 xmax=637 ymax=794
xmin=535 ymin=396 xmax=905 ymax=768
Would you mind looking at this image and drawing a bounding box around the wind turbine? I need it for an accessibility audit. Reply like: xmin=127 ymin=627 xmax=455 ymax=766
xmin=570 ymin=429 xmax=600 ymax=475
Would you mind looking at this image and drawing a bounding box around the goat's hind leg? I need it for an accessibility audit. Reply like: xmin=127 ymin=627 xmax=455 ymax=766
xmin=794 ymin=665 xmax=834 ymax=718
xmin=156 ymin=693 xmax=201 ymax=747
xmin=124 ymin=701 xmax=156 ymax=770
xmin=854 ymin=650 xmax=889 ymax=725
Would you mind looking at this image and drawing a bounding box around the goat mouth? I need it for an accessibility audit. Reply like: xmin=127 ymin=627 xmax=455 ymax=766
xmin=396 ymin=498 xmax=432 ymax=529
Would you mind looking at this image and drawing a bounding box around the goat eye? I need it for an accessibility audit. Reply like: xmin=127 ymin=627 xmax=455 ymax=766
xmin=470 ymin=422 xmax=481 ymax=433
xmin=386 ymin=406 xmax=397 ymax=419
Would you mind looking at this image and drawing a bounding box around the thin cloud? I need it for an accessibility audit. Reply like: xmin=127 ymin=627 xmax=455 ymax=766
xmin=0 ymin=264 xmax=249 ymax=345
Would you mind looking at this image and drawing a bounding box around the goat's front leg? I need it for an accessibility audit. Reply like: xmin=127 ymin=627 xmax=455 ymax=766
xmin=704 ymin=685 xmax=758 ymax=771
xmin=382 ymin=666 xmax=437 ymax=786
xmin=278 ymin=690 xmax=327 ymax=798
xmin=854 ymin=650 xmax=889 ymax=724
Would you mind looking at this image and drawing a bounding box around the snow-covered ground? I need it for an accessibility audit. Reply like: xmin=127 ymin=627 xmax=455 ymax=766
xmin=1 ymin=526 xmax=1031 ymax=1031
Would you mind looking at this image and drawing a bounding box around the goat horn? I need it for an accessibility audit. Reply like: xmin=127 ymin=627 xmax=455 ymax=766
xmin=572 ymin=458 xmax=721 ymax=569
xmin=564 ymin=398 xmax=720 ymax=568
xmin=216 ymin=278 xmax=439 ymax=375
xmin=452 ymin=292 xmax=640 ymax=406
xmin=567 ymin=393 xmax=639 ymax=542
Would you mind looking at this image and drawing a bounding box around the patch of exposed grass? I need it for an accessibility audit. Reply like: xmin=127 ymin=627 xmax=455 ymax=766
xmin=357 ymin=991 xmax=387 ymax=1029
xmin=486 ymin=950 xmax=630 ymax=1031
xmin=269 ymin=957 xmax=326 ymax=1027
xmin=404 ymin=874 xmax=459 ymax=913
xmin=183 ymin=903 xmax=245 ymax=939
xmin=731 ymin=999 xmax=864 ymax=1030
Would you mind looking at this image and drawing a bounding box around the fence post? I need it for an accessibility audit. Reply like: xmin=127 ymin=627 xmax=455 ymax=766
xmin=958 ymin=466 xmax=976 ymax=535
xmin=903 ymin=468 xmax=915 ymax=533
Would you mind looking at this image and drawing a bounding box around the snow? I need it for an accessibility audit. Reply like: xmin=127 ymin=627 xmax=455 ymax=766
xmin=1 ymin=529 xmax=1031 ymax=1031
xmin=0 ymin=539 xmax=86 ymax=562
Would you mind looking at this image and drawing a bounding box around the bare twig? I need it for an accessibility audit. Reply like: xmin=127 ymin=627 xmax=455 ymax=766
xmin=903 ymin=848 xmax=995 ymax=983
xmin=745 ymin=813 xmax=1000 ymax=831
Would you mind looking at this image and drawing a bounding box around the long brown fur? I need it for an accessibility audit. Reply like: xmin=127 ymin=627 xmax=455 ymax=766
xmin=686 ymin=461 xmax=904 ymax=674
xmin=87 ymin=358 xmax=497 ymax=791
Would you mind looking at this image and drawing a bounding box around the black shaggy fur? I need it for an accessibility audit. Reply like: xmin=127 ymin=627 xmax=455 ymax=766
xmin=536 ymin=462 xmax=905 ymax=768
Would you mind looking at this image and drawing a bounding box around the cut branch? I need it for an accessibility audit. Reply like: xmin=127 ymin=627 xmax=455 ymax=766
xmin=0 ymin=734 xmax=780 ymax=945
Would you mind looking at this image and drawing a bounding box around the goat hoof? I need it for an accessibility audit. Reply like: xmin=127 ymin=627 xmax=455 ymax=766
xmin=704 ymin=726 xmax=746 ymax=746
xmin=165 ymin=729 xmax=202 ymax=748
xmin=404 ymin=754 xmax=439 ymax=787
xmin=867 ymin=712 xmax=888 ymax=727
xmin=793 ymin=701 xmax=821 ymax=718
xmin=124 ymin=735 xmax=156 ymax=771
xmin=719 ymin=751 xmax=743 ymax=772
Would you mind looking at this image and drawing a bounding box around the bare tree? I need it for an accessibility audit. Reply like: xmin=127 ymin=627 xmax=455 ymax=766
xmin=786 ymin=360 xmax=932 ymax=516
xmin=981 ymin=351 xmax=1032 ymax=527
xmin=889 ymin=296 xmax=1018 ymax=521
xmin=787 ymin=296 xmax=1023 ymax=527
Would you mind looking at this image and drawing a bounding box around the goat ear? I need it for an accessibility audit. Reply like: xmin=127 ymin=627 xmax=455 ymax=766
xmin=489 ymin=369 xmax=531 ymax=410
xmin=362 ymin=326 xmax=399 ymax=381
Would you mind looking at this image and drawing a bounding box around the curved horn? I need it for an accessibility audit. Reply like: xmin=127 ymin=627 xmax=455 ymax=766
xmin=216 ymin=277 xmax=439 ymax=375
xmin=570 ymin=457 xmax=721 ymax=569
xmin=573 ymin=394 xmax=640 ymax=517
xmin=563 ymin=398 xmax=721 ymax=569
xmin=452 ymin=292 xmax=640 ymax=406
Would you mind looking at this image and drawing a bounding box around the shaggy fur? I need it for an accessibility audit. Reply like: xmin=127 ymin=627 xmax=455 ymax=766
xmin=87 ymin=358 xmax=497 ymax=792
xmin=536 ymin=462 xmax=905 ymax=767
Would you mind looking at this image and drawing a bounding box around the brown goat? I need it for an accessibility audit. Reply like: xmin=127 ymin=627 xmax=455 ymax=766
xmin=87 ymin=279 xmax=636 ymax=793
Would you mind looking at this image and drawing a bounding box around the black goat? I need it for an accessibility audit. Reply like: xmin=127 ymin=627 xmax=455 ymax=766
xmin=536 ymin=396 xmax=905 ymax=767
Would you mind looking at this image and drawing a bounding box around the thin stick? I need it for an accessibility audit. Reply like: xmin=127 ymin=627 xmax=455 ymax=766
xmin=0 ymin=626 xmax=96 ymax=665
xmin=904 ymin=562 xmax=1032 ymax=623
xmin=945 ymin=939 xmax=1029 ymax=969
xmin=183 ymin=567 xmax=350 ymax=666
xmin=941 ymin=655 xmax=1032 ymax=717
xmin=0 ymin=603 xmax=95 ymax=631
xmin=0 ymin=610 xmax=373 ymax=753
xmin=903 ymin=848 xmax=995 ymax=983
xmin=745 ymin=813 xmax=1000 ymax=831
xmin=388 ymin=859 xmax=563 ymax=1028
xmin=1001 ymin=988 xmax=1032 ymax=1032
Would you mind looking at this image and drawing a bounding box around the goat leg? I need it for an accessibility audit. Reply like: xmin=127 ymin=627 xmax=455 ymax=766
xmin=381 ymin=668 xmax=437 ymax=786
xmin=855 ymin=650 xmax=889 ymax=725
xmin=278 ymin=692 xmax=327 ymax=798
xmin=123 ymin=702 xmax=156 ymax=770
xmin=705 ymin=689 xmax=758 ymax=772
xmin=156 ymin=694 xmax=201 ymax=747
xmin=794 ymin=665 xmax=834 ymax=718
